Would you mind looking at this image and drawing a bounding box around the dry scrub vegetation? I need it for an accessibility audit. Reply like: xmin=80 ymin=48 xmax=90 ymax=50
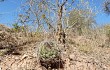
xmin=0 ymin=0 xmax=110 ymax=70
xmin=0 ymin=23 xmax=110 ymax=70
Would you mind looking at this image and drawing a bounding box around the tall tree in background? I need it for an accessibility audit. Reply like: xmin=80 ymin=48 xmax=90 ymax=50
xmin=104 ymin=0 xmax=110 ymax=14
xmin=64 ymin=0 xmax=96 ymax=36
xmin=67 ymin=9 xmax=96 ymax=35
xmin=18 ymin=0 xmax=74 ymax=44
xmin=18 ymin=0 xmax=96 ymax=44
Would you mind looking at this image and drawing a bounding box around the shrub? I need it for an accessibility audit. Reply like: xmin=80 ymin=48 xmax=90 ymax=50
xmin=12 ymin=23 xmax=21 ymax=32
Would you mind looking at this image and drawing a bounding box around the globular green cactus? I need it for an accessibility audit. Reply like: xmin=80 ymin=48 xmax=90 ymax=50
xmin=37 ymin=41 xmax=65 ymax=69
xmin=38 ymin=41 xmax=60 ymax=61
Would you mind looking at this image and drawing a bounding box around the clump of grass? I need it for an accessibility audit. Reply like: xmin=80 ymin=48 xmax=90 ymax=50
xmin=0 ymin=49 xmax=9 ymax=56
xmin=78 ymin=45 xmax=93 ymax=54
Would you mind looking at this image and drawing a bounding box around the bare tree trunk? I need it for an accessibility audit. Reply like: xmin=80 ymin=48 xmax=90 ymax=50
xmin=57 ymin=5 xmax=66 ymax=44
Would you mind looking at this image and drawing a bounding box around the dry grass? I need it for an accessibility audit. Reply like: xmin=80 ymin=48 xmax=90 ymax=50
xmin=78 ymin=44 xmax=93 ymax=54
xmin=0 ymin=24 xmax=110 ymax=70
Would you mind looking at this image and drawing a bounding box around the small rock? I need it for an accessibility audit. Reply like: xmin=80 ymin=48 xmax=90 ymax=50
xmin=69 ymin=54 xmax=75 ymax=60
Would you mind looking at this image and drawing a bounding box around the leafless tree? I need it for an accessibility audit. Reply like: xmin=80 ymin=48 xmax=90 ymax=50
xmin=104 ymin=0 xmax=110 ymax=14
xmin=18 ymin=0 xmax=74 ymax=44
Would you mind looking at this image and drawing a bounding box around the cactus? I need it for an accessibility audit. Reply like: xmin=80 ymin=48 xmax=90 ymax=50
xmin=38 ymin=41 xmax=60 ymax=61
